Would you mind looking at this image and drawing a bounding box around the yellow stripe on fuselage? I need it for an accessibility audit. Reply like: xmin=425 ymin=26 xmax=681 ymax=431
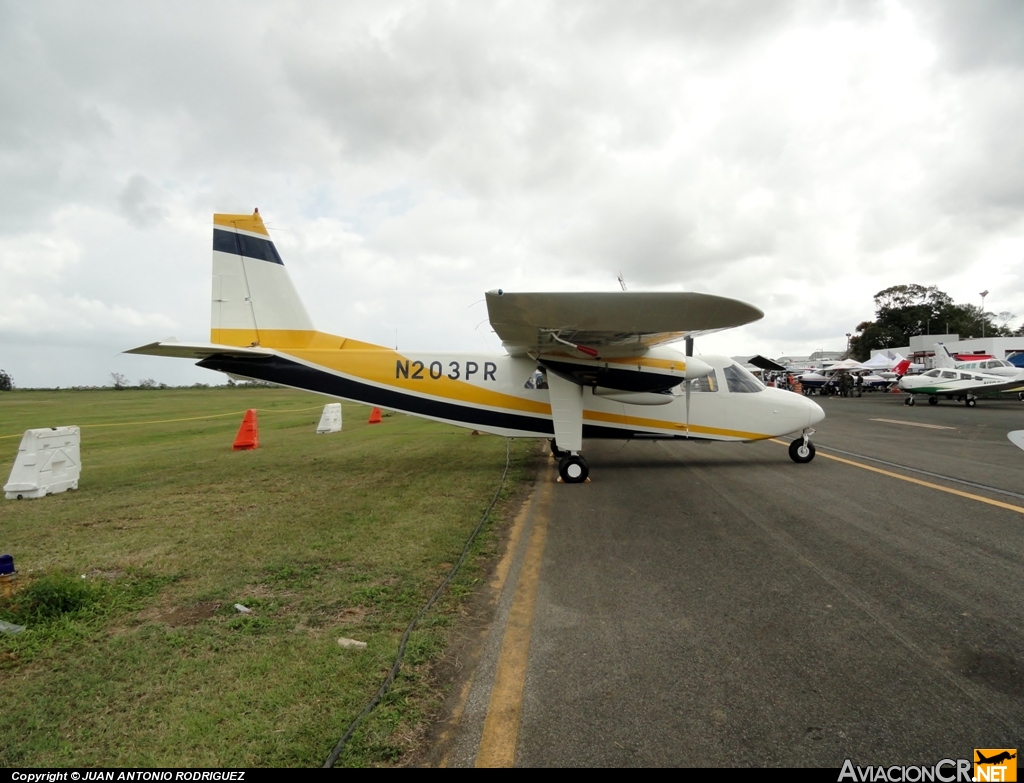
xmin=581 ymin=409 xmax=770 ymax=441
xmin=210 ymin=328 xmax=387 ymax=351
xmin=212 ymin=328 xmax=771 ymax=440
xmin=216 ymin=328 xmax=552 ymax=416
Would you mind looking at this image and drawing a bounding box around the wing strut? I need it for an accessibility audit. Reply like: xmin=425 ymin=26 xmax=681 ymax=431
xmin=547 ymin=372 xmax=584 ymax=454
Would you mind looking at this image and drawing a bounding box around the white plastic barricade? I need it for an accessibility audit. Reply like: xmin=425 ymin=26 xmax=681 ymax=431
xmin=4 ymin=427 xmax=81 ymax=500
xmin=316 ymin=403 xmax=342 ymax=434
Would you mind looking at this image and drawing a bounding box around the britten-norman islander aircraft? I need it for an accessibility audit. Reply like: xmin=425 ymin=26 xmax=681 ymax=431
xmin=128 ymin=210 xmax=825 ymax=483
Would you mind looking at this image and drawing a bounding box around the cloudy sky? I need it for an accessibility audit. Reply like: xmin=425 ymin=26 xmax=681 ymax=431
xmin=2 ymin=0 xmax=1023 ymax=388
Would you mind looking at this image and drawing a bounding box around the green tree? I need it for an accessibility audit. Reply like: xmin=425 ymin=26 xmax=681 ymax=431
xmin=0 ymin=369 xmax=12 ymax=391
xmin=848 ymin=285 xmax=1007 ymax=361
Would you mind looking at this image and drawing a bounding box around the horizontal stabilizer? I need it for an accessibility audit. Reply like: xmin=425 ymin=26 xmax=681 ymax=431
xmin=124 ymin=341 xmax=276 ymax=360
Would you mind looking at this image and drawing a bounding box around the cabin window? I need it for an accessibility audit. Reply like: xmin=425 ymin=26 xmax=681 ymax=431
xmin=940 ymin=371 xmax=957 ymax=380
xmin=923 ymin=369 xmax=941 ymax=377
xmin=959 ymin=373 xmax=972 ymax=380
xmin=723 ymin=363 xmax=765 ymax=393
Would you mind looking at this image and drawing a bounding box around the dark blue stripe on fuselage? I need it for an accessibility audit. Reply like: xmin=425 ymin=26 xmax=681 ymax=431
xmin=196 ymin=353 xmax=697 ymax=441
xmin=195 ymin=354 xmax=704 ymax=441
xmin=213 ymin=228 xmax=284 ymax=265
xmin=198 ymin=353 xmax=554 ymax=435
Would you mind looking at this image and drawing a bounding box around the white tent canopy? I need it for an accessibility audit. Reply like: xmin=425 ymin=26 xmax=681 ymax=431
xmin=861 ymin=351 xmax=906 ymax=371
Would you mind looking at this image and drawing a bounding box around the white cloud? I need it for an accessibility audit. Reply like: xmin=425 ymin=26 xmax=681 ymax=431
xmin=2 ymin=0 xmax=1024 ymax=387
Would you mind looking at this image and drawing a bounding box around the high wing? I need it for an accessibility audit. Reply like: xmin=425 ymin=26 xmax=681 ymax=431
xmin=485 ymin=291 xmax=763 ymax=357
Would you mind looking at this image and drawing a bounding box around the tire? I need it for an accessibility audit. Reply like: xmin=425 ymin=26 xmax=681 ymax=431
xmin=966 ymin=398 xmax=976 ymax=408
xmin=788 ymin=439 xmax=815 ymax=464
xmin=905 ymin=396 xmax=915 ymax=406
xmin=928 ymin=396 xmax=938 ymax=406
xmin=558 ymin=455 xmax=589 ymax=483
xmin=549 ymin=439 xmax=570 ymax=458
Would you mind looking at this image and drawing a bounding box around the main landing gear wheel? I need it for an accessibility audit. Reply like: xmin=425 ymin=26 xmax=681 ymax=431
xmin=789 ymin=438 xmax=816 ymax=463
xmin=966 ymin=398 xmax=977 ymax=408
xmin=558 ymin=455 xmax=589 ymax=483
xmin=549 ymin=439 xmax=570 ymax=459
xmin=1019 ymin=392 xmax=1024 ymax=402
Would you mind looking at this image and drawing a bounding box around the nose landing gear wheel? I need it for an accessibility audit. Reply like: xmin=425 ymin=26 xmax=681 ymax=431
xmin=558 ymin=455 xmax=590 ymax=483
xmin=904 ymin=396 xmax=915 ymax=406
xmin=789 ymin=438 xmax=816 ymax=463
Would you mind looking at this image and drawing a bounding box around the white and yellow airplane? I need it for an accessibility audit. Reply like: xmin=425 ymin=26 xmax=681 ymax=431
xmin=128 ymin=210 xmax=826 ymax=482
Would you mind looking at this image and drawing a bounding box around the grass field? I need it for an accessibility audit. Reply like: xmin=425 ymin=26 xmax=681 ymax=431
xmin=0 ymin=388 xmax=538 ymax=767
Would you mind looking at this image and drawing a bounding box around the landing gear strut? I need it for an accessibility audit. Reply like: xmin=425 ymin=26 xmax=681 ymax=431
xmin=789 ymin=431 xmax=816 ymax=464
xmin=549 ymin=439 xmax=570 ymax=459
xmin=558 ymin=454 xmax=590 ymax=483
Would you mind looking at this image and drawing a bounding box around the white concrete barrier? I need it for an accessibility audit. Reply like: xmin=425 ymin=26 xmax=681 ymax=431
xmin=4 ymin=427 xmax=81 ymax=500
xmin=316 ymin=403 xmax=342 ymax=434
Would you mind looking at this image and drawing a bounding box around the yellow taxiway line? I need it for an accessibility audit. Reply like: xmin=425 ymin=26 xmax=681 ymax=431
xmin=772 ymin=439 xmax=1024 ymax=515
xmin=474 ymin=471 xmax=555 ymax=767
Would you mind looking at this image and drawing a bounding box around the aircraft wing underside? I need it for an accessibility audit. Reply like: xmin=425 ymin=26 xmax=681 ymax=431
xmin=485 ymin=291 xmax=764 ymax=357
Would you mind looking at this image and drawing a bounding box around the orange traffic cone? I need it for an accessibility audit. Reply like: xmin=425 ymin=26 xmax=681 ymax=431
xmin=232 ymin=409 xmax=259 ymax=450
xmin=368 ymin=407 xmax=382 ymax=424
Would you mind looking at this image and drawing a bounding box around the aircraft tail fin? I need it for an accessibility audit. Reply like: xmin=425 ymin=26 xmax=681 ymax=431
xmin=211 ymin=210 xmax=315 ymax=348
xmin=933 ymin=342 xmax=956 ymax=369
xmin=893 ymin=359 xmax=911 ymax=377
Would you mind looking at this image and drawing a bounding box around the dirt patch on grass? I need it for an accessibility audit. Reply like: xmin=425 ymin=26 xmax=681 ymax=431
xmin=136 ymin=601 xmax=222 ymax=627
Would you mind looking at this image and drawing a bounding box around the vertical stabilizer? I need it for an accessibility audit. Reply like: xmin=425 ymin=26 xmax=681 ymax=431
xmin=211 ymin=210 xmax=314 ymax=347
xmin=933 ymin=342 xmax=956 ymax=369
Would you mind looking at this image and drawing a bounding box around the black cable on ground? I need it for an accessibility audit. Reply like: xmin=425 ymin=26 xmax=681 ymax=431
xmin=323 ymin=438 xmax=513 ymax=768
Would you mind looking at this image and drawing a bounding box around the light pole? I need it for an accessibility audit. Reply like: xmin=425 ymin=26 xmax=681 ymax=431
xmin=846 ymin=333 xmax=852 ymax=357
xmin=980 ymin=290 xmax=989 ymax=338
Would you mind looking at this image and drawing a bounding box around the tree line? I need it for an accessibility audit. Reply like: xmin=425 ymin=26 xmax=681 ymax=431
xmin=849 ymin=284 xmax=1020 ymax=361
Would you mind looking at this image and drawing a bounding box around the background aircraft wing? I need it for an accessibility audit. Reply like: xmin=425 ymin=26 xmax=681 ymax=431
xmin=485 ymin=291 xmax=763 ymax=356
xmin=748 ymin=355 xmax=788 ymax=372
xmin=970 ymin=376 xmax=1024 ymax=396
xmin=125 ymin=341 xmax=276 ymax=360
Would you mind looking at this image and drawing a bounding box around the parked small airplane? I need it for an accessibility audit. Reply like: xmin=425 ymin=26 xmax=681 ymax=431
xmin=933 ymin=342 xmax=1021 ymax=378
xmin=128 ymin=210 xmax=825 ymax=482
xmin=898 ymin=344 xmax=1024 ymax=406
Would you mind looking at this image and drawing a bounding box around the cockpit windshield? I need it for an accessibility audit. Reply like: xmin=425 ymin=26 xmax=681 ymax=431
xmin=723 ymin=362 xmax=765 ymax=393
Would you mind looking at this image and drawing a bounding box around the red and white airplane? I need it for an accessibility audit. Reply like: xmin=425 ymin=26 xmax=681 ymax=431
xmin=129 ymin=210 xmax=826 ymax=482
